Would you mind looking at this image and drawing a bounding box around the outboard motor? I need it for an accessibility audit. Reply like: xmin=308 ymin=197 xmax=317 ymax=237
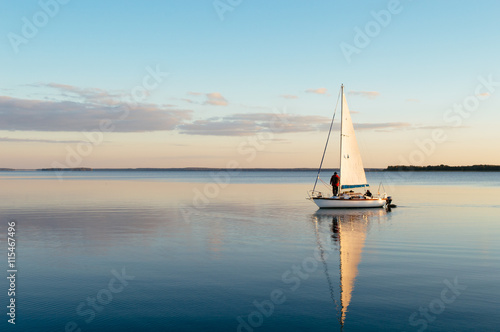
xmin=385 ymin=196 xmax=396 ymax=210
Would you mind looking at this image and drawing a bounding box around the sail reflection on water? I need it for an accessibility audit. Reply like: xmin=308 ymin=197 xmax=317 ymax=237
xmin=312 ymin=209 xmax=387 ymax=327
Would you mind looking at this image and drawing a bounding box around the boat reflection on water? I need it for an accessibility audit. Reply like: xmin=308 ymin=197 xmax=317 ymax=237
xmin=311 ymin=208 xmax=387 ymax=329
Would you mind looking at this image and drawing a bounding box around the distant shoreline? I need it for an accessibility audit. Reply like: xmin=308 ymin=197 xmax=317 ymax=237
xmin=1 ymin=167 xmax=350 ymax=172
xmin=1 ymin=165 xmax=499 ymax=172
xmin=385 ymin=165 xmax=500 ymax=171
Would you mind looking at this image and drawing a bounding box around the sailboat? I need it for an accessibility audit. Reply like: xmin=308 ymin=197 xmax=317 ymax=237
xmin=309 ymin=85 xmax=392 ymax=209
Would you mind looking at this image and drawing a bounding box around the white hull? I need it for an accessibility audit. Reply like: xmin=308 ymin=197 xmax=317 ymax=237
xmin=312 ymin=197 xmax=385 ymax=209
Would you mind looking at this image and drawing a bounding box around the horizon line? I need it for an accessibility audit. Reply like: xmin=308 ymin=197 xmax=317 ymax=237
xmin=1 ymin=164 xmax=499 ymax=172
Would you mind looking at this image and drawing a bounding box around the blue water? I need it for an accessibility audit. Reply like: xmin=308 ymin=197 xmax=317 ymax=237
xmin=0 ymin=171 xmax=499 ymax=331
xmin=4 ymin=169 xmax=500 ymax=186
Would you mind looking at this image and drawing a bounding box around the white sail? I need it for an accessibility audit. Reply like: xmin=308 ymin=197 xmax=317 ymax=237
xmin=340 ymin=89 xmax=368 ymax=191
xmin=338 ymin=215 xmax=369 ymax=324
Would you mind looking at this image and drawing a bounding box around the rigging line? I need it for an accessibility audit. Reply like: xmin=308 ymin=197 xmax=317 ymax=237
xmin=312 ymin=88 xmax=341 ymax=193
xmin=319 ymin=178 xmax=332 ymax=192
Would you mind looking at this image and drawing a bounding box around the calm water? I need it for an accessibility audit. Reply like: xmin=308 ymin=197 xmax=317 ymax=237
xmin=0 ymin=171 xmax=499 ymax=332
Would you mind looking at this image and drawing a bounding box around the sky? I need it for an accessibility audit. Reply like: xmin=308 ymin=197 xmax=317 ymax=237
xmin=1 ymin=0 xmax=499 ymax=169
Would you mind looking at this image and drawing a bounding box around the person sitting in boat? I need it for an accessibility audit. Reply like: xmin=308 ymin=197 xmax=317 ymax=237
xmin=364 ymin=190 xmax=372 ymax=198
xmin=330 ymin=172 xmax=340 ymax=196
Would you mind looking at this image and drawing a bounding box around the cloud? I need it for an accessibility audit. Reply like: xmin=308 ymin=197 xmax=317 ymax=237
xmin=182 ymin=91 xmax=229 ymax=106
xmin=262 ymin=138 xmax=291 ymax=143
xmin=2 ymin=84 xmax=409 ymax=136
xmin=204 ymin=92 xmax=228 ymax=106
xmin=355 ymin=122 xmax=411 ymax=131
xmin=178 ymin=120 xmax=259 ymax=136
xmin=0 ymin=137 xmax=87 ymax=144
xmin=176 ymin=107 xmax=414 ymax=136
xmin=40 ymin=83 xmax=125 ymax=105
xmin=477 ymin=92 xmax=490 ymax=97
xmin=281 ymin=94 xmax=299 ymax=99
xmin=348 ymin=91 xmax=380 ymax=98
xmin=305 ymin=88 xmax=328 ymax=95
xmin=179 ymin=113 xmax=332 ymax=136
xmin=412 ymin=124 xmax=469 ymax=130
xmin=0 ymin=95 xmax=192 ymax=132
xmin=315 ymin=122 xmax=411 ymax=132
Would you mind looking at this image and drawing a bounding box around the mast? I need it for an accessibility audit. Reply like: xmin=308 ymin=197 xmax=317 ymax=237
xmin=339 ymin=84 xmax=344 ymax=194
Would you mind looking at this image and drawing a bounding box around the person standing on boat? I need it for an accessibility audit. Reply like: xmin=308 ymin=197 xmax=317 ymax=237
xmin=330 ymin=172 xmax=340 ymax=196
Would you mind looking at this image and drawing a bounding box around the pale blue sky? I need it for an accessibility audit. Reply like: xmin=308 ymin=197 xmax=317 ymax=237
xmin=1 ymin=0 xmax=499 ymax=168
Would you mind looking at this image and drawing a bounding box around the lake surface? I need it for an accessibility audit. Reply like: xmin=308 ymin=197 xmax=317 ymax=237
xmin=1 ymin=171 xmax=499 ymax=331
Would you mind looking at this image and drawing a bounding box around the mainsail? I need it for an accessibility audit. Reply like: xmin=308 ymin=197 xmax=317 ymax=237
xmin=339 ymin=87 xmax=368 ymax=190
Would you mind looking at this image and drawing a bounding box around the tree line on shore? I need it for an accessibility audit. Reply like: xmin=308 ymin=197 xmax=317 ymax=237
xmin=385 ymin=165 xmax=500 ymax=171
